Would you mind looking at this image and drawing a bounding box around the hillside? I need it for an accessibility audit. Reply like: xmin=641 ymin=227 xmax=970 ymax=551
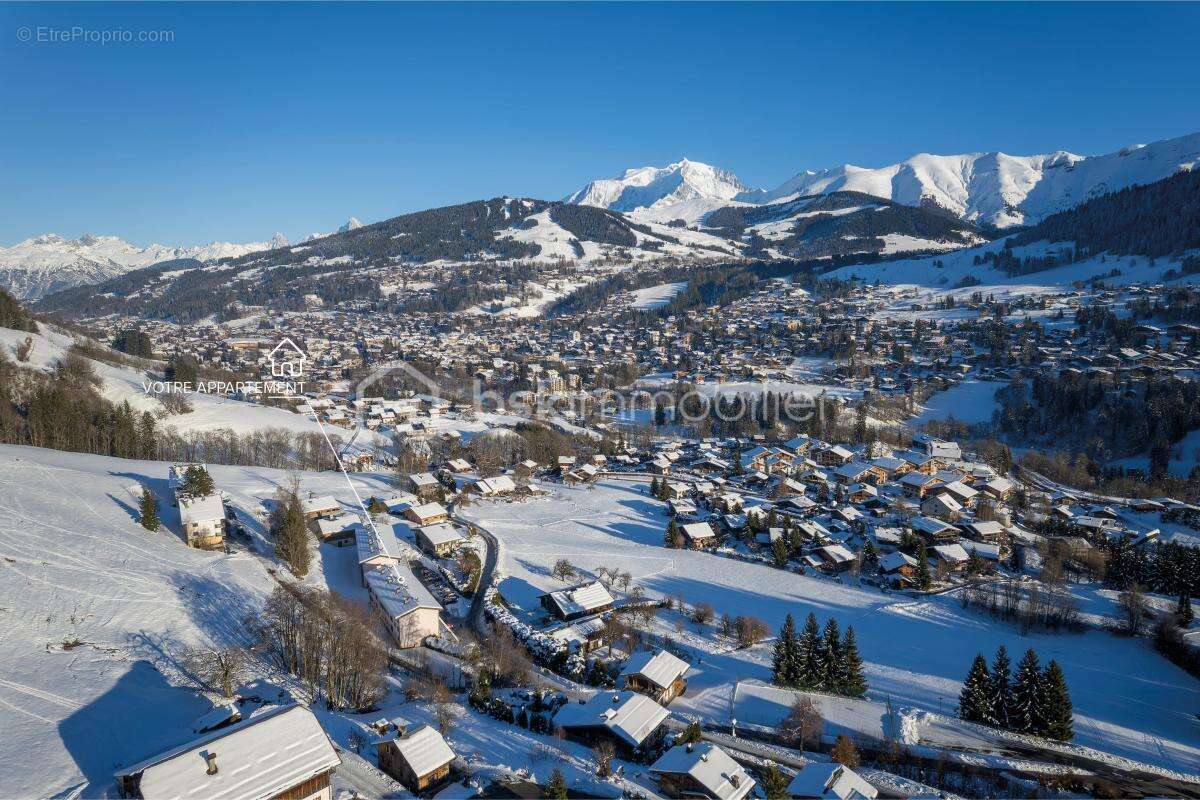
xmin=0 ymin=444 xmax=398 ymax=796
xmin=705 ymin=191 xmax=985 ymax=259
xmin=826 ymin=169 xmax=1200 ymax=287
xmin=34 ymin=198 xmax=739 ymax=322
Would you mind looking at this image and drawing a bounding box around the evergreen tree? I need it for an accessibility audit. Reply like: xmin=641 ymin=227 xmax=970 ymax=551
xmin=273 ymin=486 xmax=311 ymax=577
xmin=181 ymin=465 xmax=215 ymax=497
xmin=772 ymin=614 xmax=800 ymax=687
xmin=990 ymin=645 xmax=1013 ymax=730
xmin=958 ymin=653 xmax=995 ymax=725
xmin=1011 ymin=648 xmax=1044 ymax=734
xmin=821 ymin=618 xmax=843 ymax=693
xmin=915 ymin=544 xmax=932 ymax=590
xmin=138 ymin=486 xmax=159 ymax=532
xmin=545 ymin=768 xmax=569 ymax=800
xmin=1041 ymin=660 xmax=1074 ymax=742
xmin=796 ymin=612 xmax=823 ymax=689
xmin=759 ymin=765 xmax=790 ymax=800
xmin=840 ymin=626 xmax=868 ymax=697
xmin=1177 ymin=593 xmax=1195 ymax=626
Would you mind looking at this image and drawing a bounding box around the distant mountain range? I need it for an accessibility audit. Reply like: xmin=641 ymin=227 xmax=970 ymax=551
xmin=7 ymin=131 xmax=1199 ymax=303
xmin=567 ymin=131 xmax=1200 ymax=229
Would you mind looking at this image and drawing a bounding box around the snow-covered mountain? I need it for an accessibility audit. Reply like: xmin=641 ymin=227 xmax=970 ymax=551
xmin=570 ymin=131 xmax=1200 ymax=230
xmin=762 ymin=132 xmax=1200 ymax=228
xmin=0 ymin=232 xmax=289 ymax=300
xmin=565 ymin=158 xmax=755 ymax=219
xmin=337 ymin=217 xmax=363 ymax=233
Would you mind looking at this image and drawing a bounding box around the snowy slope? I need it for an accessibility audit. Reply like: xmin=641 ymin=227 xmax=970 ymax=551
xmin=0 ymin=444 xmax=406 ymax=797
xmin=459 ymin=479 xmax=1200 ymax=776
xmin=0 ymin=324 xmax=368 ymax=441
xmin=0 ymin=233 xmax=289 ymax=300
xmin=566 ymin=158 xmax=753 ymax=214
xmin=762 ymin=131 xmax=1200 ymax=228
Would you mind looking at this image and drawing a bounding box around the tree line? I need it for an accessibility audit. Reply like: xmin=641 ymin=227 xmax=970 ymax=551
xmin=958 ymin=645 xmax=1073 ymax=742
xmin=771 ymin=613 xmax=867 ymax=697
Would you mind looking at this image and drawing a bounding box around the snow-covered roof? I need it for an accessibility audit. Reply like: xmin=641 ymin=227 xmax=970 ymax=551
xmin=786 ymin=763 xmax=877 ymax=800
xmin=473 ymin=475 xmax=517 ymax=495
xmin=316 ymin=513 xmax=359 ymax=537
xmin=356 ymin=523 xmax=407 ymax=565
xmin=546 ymin=581 xmax=614 ymax=617
xmin=817 ymin=545 xmax=855 ymax=564
xmin=931 ymin=543 xmax=969 ymax=563
xmin=178 ymin=493 xmax=224 ymax=525
xmin=365 ymin=561 xmax=441 ymax=619
xmin=555 ymin=691 xmax=669 ymax=747
xmin=620 ymin=649 xmax=689 ymax=692
xmin=390 ymin=724 xmax=455 ymax=778
xmin=417 ymin=522 xmax=464 ymax=547
xmin=300 ymin=494 xmax=339 ymax=515
xmin=680 ymin=521 xmax=715 ymax=541
xmin=407 ymin=501 xmax=448 ymax=521
xmin=879 ymin=551 xmax=918 ymax=572
xmin=650 ymin=743 xmax=754 ymax=800
xmin=118 ymin=704 xmax=340 ymax=800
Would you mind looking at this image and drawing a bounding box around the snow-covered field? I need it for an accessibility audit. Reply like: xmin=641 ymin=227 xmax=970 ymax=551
xmin=459 ymin=480 xmax=1200 ymax=776
xmin=911 ymin=380 xmax=1007 ymax=427
xmin=628 ymin=281 xmax=688 ymax=310
xmin=0 ymin=445 xmax=400 ymax=797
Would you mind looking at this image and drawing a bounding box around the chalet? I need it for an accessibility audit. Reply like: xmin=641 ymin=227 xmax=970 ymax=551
xmin=619 ymin=649 xmax=689 ymax=705
xmin=814 ymin=445 xmax=854 ymax=467
xmin=415 ymin=522 xmax=465 ymax=557
xmin=870 ymin=456 xmax=912 ymax=480
xmin=115 ymin=704 xmax=340 ymax=800
xmin=936 ymin=480 xmax=979 ymax=508
xmin=845 ymin=483 xmax=878 ymax=504
xmin=470 ymin=475 xmax=518 ymax=496
xmin=900 ymin=472 xmax=941 ymax=499
xmin=548 ymin=615 xmax=608 ymax=654
xmin=921 ymin=492 xmax=962 ymax=522
xmin=565 ymin=463 xmax=601 ymax=483
xmin=981 ymin=477 xmax=1015 ymax=501
xmin=542 ymin=581 xmax=615 ymax=621
xmin=650 ymin=742 xmax=755 ymax=800
xmin=833 ymin=462 xmax=885 ymax=486
xmin=679 ymin=521 xmax=718 ymax=549
xmin=315 ymin=513 xmax=360 ymax=546
xmin=365 ymin=562 xmax=444 ymax=648
xmin=446 ymin=457 xmax=472 ymax=472
xmin=300 ymin=494 xmax=340 ymax=521
xmin=178 ymin=494 xmax=226 ymax=549
xmin=407 ymin=472 xmax=442 ymax=501
xmin=403 ymin=502 xmax=449 ymax=526
xmin=515 ymin=459 xmax=540 ymax=479
xmin=815 ymin=544 xmax=856 ymax=572
xmin=555 ymin=691 xmax=670 ymax=757
xmin=958 ymin=520 xmax=1006 ymax=542
xmin=879 ymin=550 xmax=918 ymax=581
xmin=931 ymin=543 xmax=970 ymax=572
xmin=787 ymin=762 xmax=877 ymax=800
xmin=910 ymin=515 xmax=960 ymax=543
xmin=375 ymin=724 xmax=456 ymax=793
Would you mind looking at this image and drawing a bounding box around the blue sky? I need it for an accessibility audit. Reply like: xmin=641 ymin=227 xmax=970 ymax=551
xmin=2 ymin=1 xmax=1199 ymax=246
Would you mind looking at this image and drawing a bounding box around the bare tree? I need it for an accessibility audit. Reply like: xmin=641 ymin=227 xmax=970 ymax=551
xmin=551 ymin=558 xmax=577 ymax=582
xmin=690 ymin=602 xmax=714 ymax=627
xmin=593 ymin=740 xmax=615 ymax=777
xmin=188 ymin=645 xmax=247 ymax=698
xmin=736 ymin=616 xmax=769 ymax=649
xmin=1118 ymin=582 xmax=1148 ymax=635
xmin=780 ymin=696 xmax=823 ymax=751
xmin=15 ymin=336 xmax=33 ymax=363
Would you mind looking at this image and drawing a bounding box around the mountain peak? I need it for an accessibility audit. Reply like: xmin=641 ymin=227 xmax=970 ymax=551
xmin=337 ymin=217 xmax=363 ymax=233
xmin=567 ymin=158 xmax=751 ymax=214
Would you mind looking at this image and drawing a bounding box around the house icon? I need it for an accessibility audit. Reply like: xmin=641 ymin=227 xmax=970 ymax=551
xmin=267 ymin=337 xmax=307 ymax=378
